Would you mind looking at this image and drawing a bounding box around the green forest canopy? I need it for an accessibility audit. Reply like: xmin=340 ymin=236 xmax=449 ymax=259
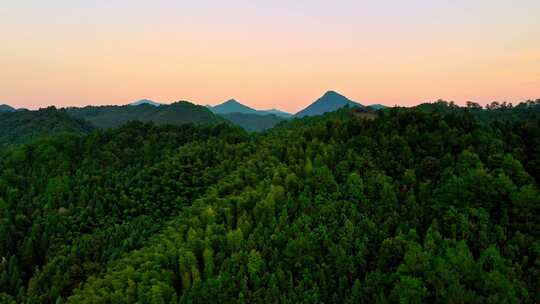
xmin=66 ymin=101 xmax=226 ymax=129
xmin=0 ymin=101 xmax=538 ymax=303
xmin=0 ymin=107 xmax=94 ymax=147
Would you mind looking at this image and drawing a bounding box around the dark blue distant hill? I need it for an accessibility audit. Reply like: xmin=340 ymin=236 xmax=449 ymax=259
xmin=261 ymin=108 xmax=292 ymax=118
xmin=209 ymin=99 xmax=292 ymax=118
xmin=0 ymin=104 xmax=16 ymax=112
xmin=129 ymin=99 xmax=163 ymax=107
xmin=295 ymin=90 xmax=364 ymax=117
xmin=209 ymin=99 xmax=260 ymax=115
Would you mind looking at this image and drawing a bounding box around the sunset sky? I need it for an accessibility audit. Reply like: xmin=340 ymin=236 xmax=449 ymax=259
xmin=1 ymin=1 xmax=539 ymax=113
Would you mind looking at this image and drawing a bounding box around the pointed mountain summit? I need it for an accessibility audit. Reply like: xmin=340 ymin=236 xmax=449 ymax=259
xmin=209 ymin=99 xmax=260 ymax=115
xmin=129 ymin=99 xmax=163 ymax=107
xmin=295 ymin=90 xmax=363 ymax=117
xmin=209 ymin=98 xmax=292 ymax=118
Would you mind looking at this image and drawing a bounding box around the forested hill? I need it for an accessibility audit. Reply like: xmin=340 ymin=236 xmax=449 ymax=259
xmin=66 ymin=101 xmax=226 ymax=128
xmin=0 ymin=121 xmax=247 ymax=303
xmin=67 ymin=108 xmax=537 ymax=303
xmin=0 ymin=106 xmax=538 ymax=303
xmin=412 ymin=99 xmax=540 ymax=122
xmin=0 ymin=107 xmax=94 ymax=147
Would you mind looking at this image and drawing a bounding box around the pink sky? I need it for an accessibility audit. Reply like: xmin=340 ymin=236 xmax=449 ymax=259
xmin=1 ymin=1 xmax=539 ymax=113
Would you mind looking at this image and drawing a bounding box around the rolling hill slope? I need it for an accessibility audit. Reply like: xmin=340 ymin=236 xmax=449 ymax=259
xmin=0 ymin=106 xmax=94 ymax=147
xmin=67 ymin=101 xmax=226 ymax=128
xmin=0 ymin=104 xmax=16 ymax=112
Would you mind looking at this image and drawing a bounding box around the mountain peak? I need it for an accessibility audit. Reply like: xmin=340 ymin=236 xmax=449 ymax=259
xmin=223 ymin=99 xmax=242 ymax=105
xmin=210 ymin=99 xmax=258 ymax=115
xmin=295 ymin=91 xmax=364 ymax=117
xmin=322 ymin=90 xmax=344 ymax=98
xmin=129 ymin=99 xmax=162 ymax=107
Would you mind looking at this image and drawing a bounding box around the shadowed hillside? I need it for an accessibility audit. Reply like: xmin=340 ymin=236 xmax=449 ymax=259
xmin=220 ymin=112 xmax=286 ymax=132
xmin=0 ymin=107 xmax=93 ymax=147
xmin=67 ymin=101 xmax=226 ymax=128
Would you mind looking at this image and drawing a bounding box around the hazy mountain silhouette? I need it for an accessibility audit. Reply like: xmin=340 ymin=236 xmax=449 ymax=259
xmin=0 ymin=104 xmax=16 ymax=112
xmin=129 ymin=99 xmax=163 ymax=107
xmin=209 ymin=99 xmax=292 ymax=117
xmin=295 ymin=91 xmax=364 ymax=117
xmin=209 ymin=99 xmax=259 ymax=115
xmin=261 ymin=108 xmax=293 ymax=118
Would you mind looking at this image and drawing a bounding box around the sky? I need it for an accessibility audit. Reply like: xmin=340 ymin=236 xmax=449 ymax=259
xmin=1 ymin=1 xmax=539 ymax=113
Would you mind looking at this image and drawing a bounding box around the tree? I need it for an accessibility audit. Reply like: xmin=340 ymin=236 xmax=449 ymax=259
xmin=248 ymin=250 xmax=263 ymax=277
xmin=391 ymin=276 xmax=427 ymax=304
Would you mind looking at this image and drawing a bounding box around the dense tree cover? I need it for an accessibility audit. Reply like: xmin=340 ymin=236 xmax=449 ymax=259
xmin=414 ymin=99 xmax=540 ymax=123
xmin=0 ymin=122 xmax=247 ymax=303
xmin=220 ymin=113 xmax=286 ymax=132
xmin=0 ymin=105 xmax=539 ymax=303
xmin=0 ymin=107 xmax=94 ymax=147
xmin=66 ymin=101 xmax=226 ymax=129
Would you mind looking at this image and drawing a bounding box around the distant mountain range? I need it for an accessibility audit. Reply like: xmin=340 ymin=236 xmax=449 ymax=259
xmin=0 ymin=92 xmax=387 ymax=140
xmin=0 ymin=94 xmax=538 ymax=148
xmin=208 ymin=93 xmax=386 ymax=120
xmin=208 ymin=99 xmax=293 ymax=118
xmin=206 ymin=93 xmax=387 ymax=131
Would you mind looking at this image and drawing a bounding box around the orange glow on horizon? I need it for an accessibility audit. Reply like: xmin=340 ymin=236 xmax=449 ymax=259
xmin=1 ymin=1 xmax=539 ymax=112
